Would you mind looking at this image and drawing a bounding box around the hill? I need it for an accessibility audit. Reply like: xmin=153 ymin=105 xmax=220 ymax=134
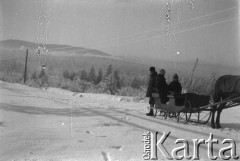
xmin=0 ymin=39 xmax=112 ymax=57
xmin=0 ymin=39 xmax=239 ymax=83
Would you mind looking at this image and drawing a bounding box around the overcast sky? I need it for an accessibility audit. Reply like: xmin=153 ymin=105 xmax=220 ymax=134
xmin=0 ymin=0 xmax=239 ymax=66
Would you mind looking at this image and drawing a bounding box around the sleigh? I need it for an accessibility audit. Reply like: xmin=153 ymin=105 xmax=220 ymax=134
xmin=151 ymin=92 xmax=240 ymax=124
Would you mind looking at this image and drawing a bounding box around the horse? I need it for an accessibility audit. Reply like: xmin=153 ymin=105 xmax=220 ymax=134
xmin=211 ymin=75 xmax=240 ymax=129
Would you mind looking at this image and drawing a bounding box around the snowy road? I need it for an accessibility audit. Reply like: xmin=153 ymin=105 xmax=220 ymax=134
xmin=0 ymin=81 xmax=239 ymax=161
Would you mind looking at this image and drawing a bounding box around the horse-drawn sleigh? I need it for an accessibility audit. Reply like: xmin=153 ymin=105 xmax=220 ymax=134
xmin=151 ymin=75 xmax=240 ymax=129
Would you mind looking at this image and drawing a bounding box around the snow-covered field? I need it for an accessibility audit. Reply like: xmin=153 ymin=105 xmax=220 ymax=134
xmin=0 ymin=81 xmax=239 ymax=161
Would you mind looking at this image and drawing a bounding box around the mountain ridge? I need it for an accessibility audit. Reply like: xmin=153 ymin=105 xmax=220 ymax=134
xmin=0 ymin=39 xmax=112 ymax=57
xmin=0 ymin=39 xmax=239 ymax=77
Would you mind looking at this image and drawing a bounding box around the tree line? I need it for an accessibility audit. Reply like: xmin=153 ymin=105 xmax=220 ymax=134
xmin=61 ymin=64 xmax=147 ymax=95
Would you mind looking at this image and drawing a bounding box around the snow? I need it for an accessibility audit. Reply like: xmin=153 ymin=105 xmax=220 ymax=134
xmin=0 ymin=81 xmax=239 ymax=161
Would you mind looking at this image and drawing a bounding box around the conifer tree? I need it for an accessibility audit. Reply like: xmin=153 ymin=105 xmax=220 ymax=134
xmin=63 ymin=70 xmax=70 ymax=79
xmin=31 ymin=71 xmax=37 ymax=80
xmin=81 ymin=70 xmax=87 ymax=81
xmin=105 ymin=73 xmax=116 ymax=95
xmin=105 ymin=64 xmax=113 ymax=78
xmin=96 ymin=68 xmax=103 ymax=85
xmin=114 ymin=69 xmax=121 ymax=89
xmin=131 ymin=76 xmax=140 ymax=89
xmin=88 ymin=66 xmax=96 ymax=83
xmin=100 ymin=64 xmax=118 ymax=95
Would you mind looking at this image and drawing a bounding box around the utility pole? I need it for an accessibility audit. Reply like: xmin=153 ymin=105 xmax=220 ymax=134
xmin=24 ymin=49 xmax=28 ymax=84
xmin=188 ymin=57 xmax=198 ymax=90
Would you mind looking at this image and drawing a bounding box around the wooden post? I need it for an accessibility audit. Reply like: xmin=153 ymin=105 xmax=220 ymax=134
xmin=24 ymin=49 xmax=28 ymax=84
xmin=188 ymin=57 xmax=198 ymax=90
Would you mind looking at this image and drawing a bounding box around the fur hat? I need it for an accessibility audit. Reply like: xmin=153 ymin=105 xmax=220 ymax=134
xmin=173 ymin=73 xmax=179 ymax=79
xmin=149 ymin=67 xmax=155 ymax=72
xmin=160 ymin=69 xmax=166 ymax=75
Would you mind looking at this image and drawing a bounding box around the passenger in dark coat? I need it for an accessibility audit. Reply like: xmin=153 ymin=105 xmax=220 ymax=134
xmin=168 ymin=74 xmax=183 ymax=106
xmin=158 ymin=69 xmax=169 ymax=104
xmin=168 ymin=74 xmax=182 ymax=94
xmin=146 ymin=67 xmax=159 ymax=116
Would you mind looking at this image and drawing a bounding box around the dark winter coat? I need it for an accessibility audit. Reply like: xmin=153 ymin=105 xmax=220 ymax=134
xmin=146 ymin=72 xmax=159 ymax=97
xmin=168 ymin=80 xmax=182 ymax=94
xmin=158 ymin=74 xmax=169 ymax=103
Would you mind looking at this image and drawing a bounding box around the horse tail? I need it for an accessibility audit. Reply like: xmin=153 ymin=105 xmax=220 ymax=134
xmin=212 ymin=77 xmax=222 ymax=110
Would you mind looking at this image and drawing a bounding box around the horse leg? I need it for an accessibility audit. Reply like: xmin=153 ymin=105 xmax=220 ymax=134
xmin=211 ymin=109 xmax=216 ymax=128
xmin=211 ymin=94 xmax=220 ymax=129
xmin=216 ymin=103 xmax=225 ymax=129
xmin=215 ymin=110 xmax=222 ymax=128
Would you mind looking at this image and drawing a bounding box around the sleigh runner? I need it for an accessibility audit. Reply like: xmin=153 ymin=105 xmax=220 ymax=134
xmin=151 ymin=92 xmax=240 ymax=124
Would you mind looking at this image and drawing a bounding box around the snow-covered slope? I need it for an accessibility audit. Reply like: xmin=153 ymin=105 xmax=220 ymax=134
xmin=0 ymin=81 xmax=239 ymax=161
